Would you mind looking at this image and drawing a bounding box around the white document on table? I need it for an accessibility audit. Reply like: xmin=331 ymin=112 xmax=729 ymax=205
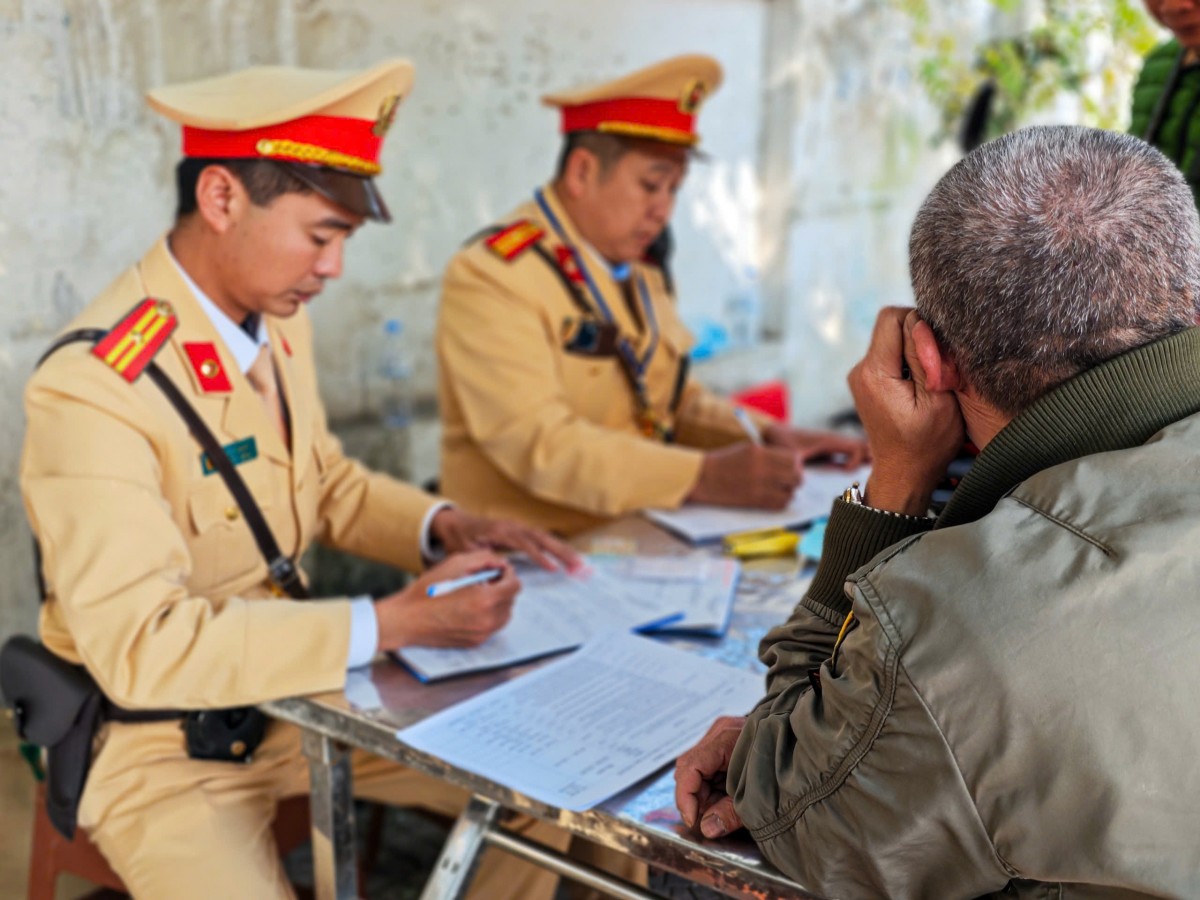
xmin=396 ymin=631 xmax=765 ymax=811
xmin=394 ymin=561 xmax=686 ymax=682
xmin=644 ymin=465 xmax=871 ymax=544
xmin=592 ymin=554 xmax=741 ymax=636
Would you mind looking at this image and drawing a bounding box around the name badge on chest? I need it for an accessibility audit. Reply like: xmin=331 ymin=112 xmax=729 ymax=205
xmin=200 ymin=436 xmax=259 ymax=476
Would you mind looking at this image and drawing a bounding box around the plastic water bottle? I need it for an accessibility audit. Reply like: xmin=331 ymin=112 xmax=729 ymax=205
xmin=725 ymin=266 xmax=762 ymax=350
xmin=379 ymin=319 xmax=412 ymax=429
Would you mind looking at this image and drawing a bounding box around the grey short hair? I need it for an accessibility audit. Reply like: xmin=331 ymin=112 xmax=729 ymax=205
xmin=910 ymin=125 xmax=1200 ymax=415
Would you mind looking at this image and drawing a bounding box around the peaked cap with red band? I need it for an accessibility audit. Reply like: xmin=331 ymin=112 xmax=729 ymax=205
xmin=541 ymin=54 xmax=722 ymax=148
xmin=146 ymin=60 xmax=414 ymax=222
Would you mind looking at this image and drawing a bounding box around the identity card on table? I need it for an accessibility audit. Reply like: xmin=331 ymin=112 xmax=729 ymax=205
xmin=644 ymin=464 xmax=871 ymax=544
xmin=396 ymin=631 xmax=764 ymax=811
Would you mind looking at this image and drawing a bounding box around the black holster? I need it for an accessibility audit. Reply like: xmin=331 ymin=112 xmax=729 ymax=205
xmin=0 ymin=636 xmax=106 ymax=838
xmin=0 ymin=635 xmax=265 ymax=839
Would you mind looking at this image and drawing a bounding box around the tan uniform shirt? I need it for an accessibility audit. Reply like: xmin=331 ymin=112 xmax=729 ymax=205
xmin=22 ymin=237 xmax=438 ymax=710
xmin=438 ymin=183 xmax=751 ymax=535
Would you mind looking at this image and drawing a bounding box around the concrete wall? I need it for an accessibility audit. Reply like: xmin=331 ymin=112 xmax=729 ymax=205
xmin=759 ymin=0 xmax=990 ymax=423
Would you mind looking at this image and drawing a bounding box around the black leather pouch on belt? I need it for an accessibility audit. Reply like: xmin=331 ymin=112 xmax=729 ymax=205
xmin=0 ymin=635 xmax=105 ymax=839
xmin=183 ymin=707 xmax=267 ymax=763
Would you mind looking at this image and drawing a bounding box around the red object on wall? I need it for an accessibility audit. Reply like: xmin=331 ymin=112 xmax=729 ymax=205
xmin=730 ymin=380 xmax=789 ymax=422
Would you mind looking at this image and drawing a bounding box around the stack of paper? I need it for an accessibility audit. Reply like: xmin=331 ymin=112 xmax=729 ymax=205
xmin=396 ymin=561 xmax=679 ymax=681
xmin=592 ymin=554 xmax=740 ymax=636
xmin=644 ymin=465 xmax=871 ymax=543
xmin=395 ymin=554 xmax=740 ymax=681
xmin=397 ymin=631 xmax=765 ymax=811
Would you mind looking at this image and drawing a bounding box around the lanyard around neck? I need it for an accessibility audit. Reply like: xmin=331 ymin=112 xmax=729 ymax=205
xmin=534 ymin=188 xmax=660 ymax=377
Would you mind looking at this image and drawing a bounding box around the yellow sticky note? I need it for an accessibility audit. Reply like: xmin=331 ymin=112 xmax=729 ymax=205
xmin=723 ymin=529 xmax=799 ymax=559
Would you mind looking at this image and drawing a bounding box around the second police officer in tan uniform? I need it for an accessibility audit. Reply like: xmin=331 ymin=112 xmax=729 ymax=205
xmin=437 ymin=55 xmax=869 ymax=535
xmin=20 ymin=60 xmax=637 ymax=899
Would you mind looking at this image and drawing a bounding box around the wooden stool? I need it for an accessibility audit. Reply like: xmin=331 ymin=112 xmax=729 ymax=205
xmin=25 ymin=783 xmax=312 ymax=899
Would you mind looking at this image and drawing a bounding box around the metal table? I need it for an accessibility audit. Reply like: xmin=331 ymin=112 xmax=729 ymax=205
xmin=262 ymin=517 xmax=822 ymax=900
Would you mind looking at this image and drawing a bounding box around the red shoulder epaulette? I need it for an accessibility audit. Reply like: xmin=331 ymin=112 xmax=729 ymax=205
xmin=92 ymin=298 xmax=178 ymax=382
xmin=484 ymin=220 xmax=545 ymax=262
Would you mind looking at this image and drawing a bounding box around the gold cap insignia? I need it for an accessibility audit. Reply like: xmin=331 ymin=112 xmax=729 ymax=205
xmin=678 ymin=79 xmax=707 ymax=115
xmin=373 ymin=94 xmax=401 ymax=137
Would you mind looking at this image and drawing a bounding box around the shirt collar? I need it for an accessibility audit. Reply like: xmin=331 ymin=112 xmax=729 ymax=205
xmin=167 ymin=247 xmax=267 ymax=374
xmin=577 ymin=238 xmax=632 ymax=282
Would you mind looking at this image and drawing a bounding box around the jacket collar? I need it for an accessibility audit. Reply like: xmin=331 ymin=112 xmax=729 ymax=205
xmin=938 ymin=327 xmax=1200 ymax=529
xmin=170 ymin=251 xmax=266 ymax=375
xmin=135 ymin=236 xmax=293 ymax=465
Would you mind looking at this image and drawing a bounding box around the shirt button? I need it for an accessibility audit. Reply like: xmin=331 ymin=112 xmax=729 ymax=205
xmin=225 ymin=507 xmax=240 ymax=521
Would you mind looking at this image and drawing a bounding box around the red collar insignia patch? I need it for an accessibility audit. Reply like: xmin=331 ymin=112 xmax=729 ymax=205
xmin=183 ymin=342 xmax=232 ymax=393
xmin=555 ymin=245 xmax=586 ymax=284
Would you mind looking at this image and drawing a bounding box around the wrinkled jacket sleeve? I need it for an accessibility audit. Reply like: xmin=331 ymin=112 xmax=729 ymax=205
xmin=283 ymin=304 xmax=437 ymax=573
xmin=310 ymin=414 xmax=436 ymax=574
xmin=310 ymin=388 xmax=436 ymax=575
xmin=672 ymin=378 xmax=768 ymax=450
xmin=438 ymin=251 xmax=704 ymax=516
xmin=728 ymin=530 xmax=1013 ymax=899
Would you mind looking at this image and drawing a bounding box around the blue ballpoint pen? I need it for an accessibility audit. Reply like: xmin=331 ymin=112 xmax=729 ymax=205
xmin=425 ymin=567 xmax=504 ymax=598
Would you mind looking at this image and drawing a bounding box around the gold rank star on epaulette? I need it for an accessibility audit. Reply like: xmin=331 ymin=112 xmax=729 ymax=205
xmin=485 ymin=220 xmax=545 ymax=262
xmin=92 ymin=298 xmax=178 ymax=382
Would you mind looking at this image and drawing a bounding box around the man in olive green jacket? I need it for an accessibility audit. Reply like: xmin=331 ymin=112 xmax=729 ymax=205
xmin=676 ymin=126 xmax=1200 ymax=898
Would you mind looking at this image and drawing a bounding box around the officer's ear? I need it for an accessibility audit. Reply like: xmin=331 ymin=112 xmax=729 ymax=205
xmin=194 ymin=164 xmax=248 ymax=235
xmin=558 ymin=147 xmax=601 ymax=199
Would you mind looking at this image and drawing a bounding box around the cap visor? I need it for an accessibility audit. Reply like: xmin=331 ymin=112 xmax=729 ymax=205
xmin=284 ymin=164 xmax=391 ymax=223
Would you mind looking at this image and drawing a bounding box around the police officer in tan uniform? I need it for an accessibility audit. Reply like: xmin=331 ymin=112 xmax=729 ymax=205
xmin=20 ymin=60 xmax=634 ymax=899
xmin=437 ymin=55 xmax=869 ymax=535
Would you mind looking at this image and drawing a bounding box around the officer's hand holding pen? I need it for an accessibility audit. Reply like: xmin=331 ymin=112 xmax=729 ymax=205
xmin=737 ymin=402 xmax=871 ymax=476
xmin=373 ymin=549 xmax=518 ymax=651
xmin=688 ymin=442 xmax=800 ymax=509
xmin=760 ymin=423 xmax=872 ymax=470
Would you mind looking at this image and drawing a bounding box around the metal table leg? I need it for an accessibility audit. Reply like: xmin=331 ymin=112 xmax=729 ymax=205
xmin=483 ymin=829 xmax=661 ymax=900
xmin=302 ymin=729 xmax=358 ymax=900
xmin=420 ymin=796 xmax=500 ymax=900
xmin=421 ymin=795 xmax=662 ymax=900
